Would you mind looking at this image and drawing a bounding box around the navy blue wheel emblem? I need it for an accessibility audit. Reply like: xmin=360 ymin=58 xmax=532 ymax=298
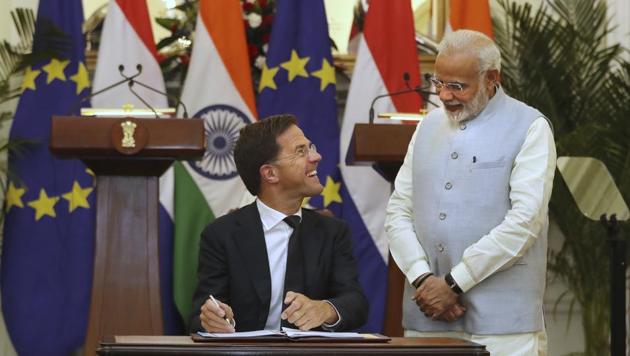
xmin=188 ymin=104 xmax=251 ymax=180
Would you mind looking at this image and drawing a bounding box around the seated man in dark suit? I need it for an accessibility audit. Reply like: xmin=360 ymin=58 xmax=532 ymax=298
xmin=190 ymin=114 xmax=368 ymax=333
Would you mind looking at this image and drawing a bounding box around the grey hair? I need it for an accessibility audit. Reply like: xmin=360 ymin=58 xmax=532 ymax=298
xmin=437 ymin=30 xmax=501 ymax=73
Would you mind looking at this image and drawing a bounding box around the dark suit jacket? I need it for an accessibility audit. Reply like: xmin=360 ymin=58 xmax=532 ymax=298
xmin=190 ymin=202 xmax=368 ymax=332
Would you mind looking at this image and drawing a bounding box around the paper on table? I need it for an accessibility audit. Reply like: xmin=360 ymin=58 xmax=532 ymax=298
xmin=197 ymin=330 xmax=283 ymax=338
xmin=281 ymin=327 xmax=364 ymax=339
xmin=197 ymin=328 xmax=366 ymax=339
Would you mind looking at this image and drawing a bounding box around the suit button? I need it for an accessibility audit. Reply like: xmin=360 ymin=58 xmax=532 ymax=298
xmin=439 ymin=213 xmax=447 ymax=220
xmin=445 ymin=182 xmax=452 ymax=190
xmin=451 ymin=152 xmax=458 ymax=159
xmin=459 ymin=123 xmax=467 ymax=130
xmin=437 ymin=244 xmax=445 ymax=252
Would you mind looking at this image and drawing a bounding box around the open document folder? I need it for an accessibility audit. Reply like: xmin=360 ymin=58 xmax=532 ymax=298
xmin=193 ymin=327 xmax=390 ymax=343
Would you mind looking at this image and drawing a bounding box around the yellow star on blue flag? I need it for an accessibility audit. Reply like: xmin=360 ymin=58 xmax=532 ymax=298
xmin=21 ymin=67 xmax=40 ymax=92
xmin=28 ymin=188 xmax=60 ymax=221
xmin=42 ymin=58 xmax=69 ymax=83
xmin=281 ymin=50 xmax=310 ymax=82
xmin=62 ymin=181 xmax=93 ymax=212
xmin=321 ymin=176 xmax=342 ymax=207
xmin=311 ymin=58 xmax=336 ymax=91
xmin=5 ymin=182 xmax=26 ymax=212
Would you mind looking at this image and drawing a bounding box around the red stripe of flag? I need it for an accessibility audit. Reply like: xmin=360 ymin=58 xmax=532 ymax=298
xmin=116 ymin=0 xmax=160 ymax=60
xmin=363 ymin=0 xmax=422 ymax=112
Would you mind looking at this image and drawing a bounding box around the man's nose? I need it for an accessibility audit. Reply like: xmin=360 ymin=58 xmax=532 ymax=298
xmin=438 ymin=89 xmax=454 ymax=102
xmin=309 ymin=150 xmax=322 ymax=162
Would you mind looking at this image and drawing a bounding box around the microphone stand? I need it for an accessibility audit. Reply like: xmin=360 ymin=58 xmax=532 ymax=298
xmin=121 ymin=65 xmax=160 ymax=119
xmin=72 ymin=64 xmax=189 ymax=118
xmin=409 ymin=73 xmax=440 ymax=108
xmin=368 ymin=79 xmax=437 ymax=124
xmin=369 ymin=88 xmax=432 ymax=124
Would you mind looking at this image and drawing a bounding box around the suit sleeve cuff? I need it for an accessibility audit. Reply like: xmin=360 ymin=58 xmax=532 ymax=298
xmin=321 ymin=300 xmax=341 ymax=330
xmin=450 ymin=263 xmax=476 ymax=293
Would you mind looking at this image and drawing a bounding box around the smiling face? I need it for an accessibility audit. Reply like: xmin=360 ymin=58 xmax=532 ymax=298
xmin=268 ymin=124 xmax=323 ymax=200
xmin=434 ymin=52 xmax=496 ymax=122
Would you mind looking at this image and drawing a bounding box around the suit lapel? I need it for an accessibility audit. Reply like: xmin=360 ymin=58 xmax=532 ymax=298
xmin=233 ymin=202 xmax=272 ymax=309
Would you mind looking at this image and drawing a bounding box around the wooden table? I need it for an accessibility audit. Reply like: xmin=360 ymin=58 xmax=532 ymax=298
xmin=97 ymin=335 xmax=488 ymax=355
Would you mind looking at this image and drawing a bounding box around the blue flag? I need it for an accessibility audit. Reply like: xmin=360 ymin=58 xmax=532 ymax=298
xmin=1 ymin=1 xmax=95 ymax=355
xmin=257 ymin=0 xmax=385 ymax=332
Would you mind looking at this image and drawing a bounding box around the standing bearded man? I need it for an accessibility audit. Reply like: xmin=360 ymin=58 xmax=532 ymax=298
xmin=385 ymin=29 xmax=556 ymax=356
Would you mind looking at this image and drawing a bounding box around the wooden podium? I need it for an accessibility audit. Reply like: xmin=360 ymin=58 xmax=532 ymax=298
xmin=50 ymin=116 xmax=205 ymax=356
xmin=347 ymin=123 xmax=416 ymax=337
xmin=347 ymin=123 xmax=416 ymax=182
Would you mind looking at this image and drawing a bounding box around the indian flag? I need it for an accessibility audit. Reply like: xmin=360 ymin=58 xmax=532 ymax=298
xmin=174 ymin=0 xmax=258 ymax=325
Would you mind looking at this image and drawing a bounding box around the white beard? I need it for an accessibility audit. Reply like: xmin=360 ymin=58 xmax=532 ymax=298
xmin=443 ymin=85 xmax=490 ymax=123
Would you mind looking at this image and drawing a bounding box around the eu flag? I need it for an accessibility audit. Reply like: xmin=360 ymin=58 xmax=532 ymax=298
xmin=0 ymin=1 xmax=95 ymax=355
xmin=257 ymin=0 xmax=385 ymax=332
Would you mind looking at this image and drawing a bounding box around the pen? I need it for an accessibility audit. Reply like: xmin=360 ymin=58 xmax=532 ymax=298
xmin=209 ymin=294 xmax=232 ymax=326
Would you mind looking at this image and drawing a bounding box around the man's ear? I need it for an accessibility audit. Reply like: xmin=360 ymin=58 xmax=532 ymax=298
xmin=260 ymin=164 xmax=279 ymax=184
xmin=486 ymin=69 xmax=500 ymax=88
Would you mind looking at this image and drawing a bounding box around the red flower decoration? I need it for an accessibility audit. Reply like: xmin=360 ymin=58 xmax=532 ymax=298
xmin=248 ymin=44 xmax=259 ymax=59
xmin=242 ymin=2 xmax=254 ymax=12
xmin=178 ymin=54 xmax=190 ymax=65
xmin=262 ymin=14 xmax=273 ymax=27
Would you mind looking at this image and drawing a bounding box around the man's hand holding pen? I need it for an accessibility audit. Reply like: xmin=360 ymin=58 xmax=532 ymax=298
xmin=200 ymin=295 xmax=236 ymax=333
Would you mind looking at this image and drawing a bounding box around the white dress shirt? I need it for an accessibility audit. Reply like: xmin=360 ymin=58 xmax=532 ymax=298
xmin=385 ymin=117 xmax=556 ymax=292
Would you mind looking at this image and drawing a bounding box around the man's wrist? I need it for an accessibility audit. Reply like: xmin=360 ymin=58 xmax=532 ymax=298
xmin=322 ymin=300 xmax=340 ymax=326
xmin=412 ymin=272 xmax=434 ymax=289
xmin=445 ymin=272 xmax=463 ymax=295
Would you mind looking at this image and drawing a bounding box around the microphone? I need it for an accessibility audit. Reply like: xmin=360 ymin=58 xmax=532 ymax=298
xmin=403 ymin=72 xmax=411 ymax=84
xmin=71 ymin=64 xmax=189 ymax=118
xmin=122 ymin=65 xmax=160 ymax=118
xmin=368 ymin=72 xmax=437 ymax=124
xmin=403 ymin=71 xmax=427 ymax=102
xmin=129 ymin=65 xmax=190 ymax=119
xmin=70 ymin=65 xmax=142 ymax=116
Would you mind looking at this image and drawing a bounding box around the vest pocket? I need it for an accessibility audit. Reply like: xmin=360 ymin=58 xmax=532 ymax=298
xmin=471 ymin=155 xmax=507 ymax=170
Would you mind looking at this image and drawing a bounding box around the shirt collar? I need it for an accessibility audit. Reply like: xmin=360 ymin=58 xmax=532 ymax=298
xmin=256 ymin=199 xmax=302 ymax=232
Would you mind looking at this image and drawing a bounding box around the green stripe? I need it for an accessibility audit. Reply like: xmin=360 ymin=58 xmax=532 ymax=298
xmin=173 ymin=161 xmax=214 ymax=327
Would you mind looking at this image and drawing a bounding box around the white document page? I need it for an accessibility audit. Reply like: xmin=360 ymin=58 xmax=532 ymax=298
xmin=197 ymin=330 xmax=283 ymax=338
xmin=281 ymin=327 xmax=364 ymax=339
